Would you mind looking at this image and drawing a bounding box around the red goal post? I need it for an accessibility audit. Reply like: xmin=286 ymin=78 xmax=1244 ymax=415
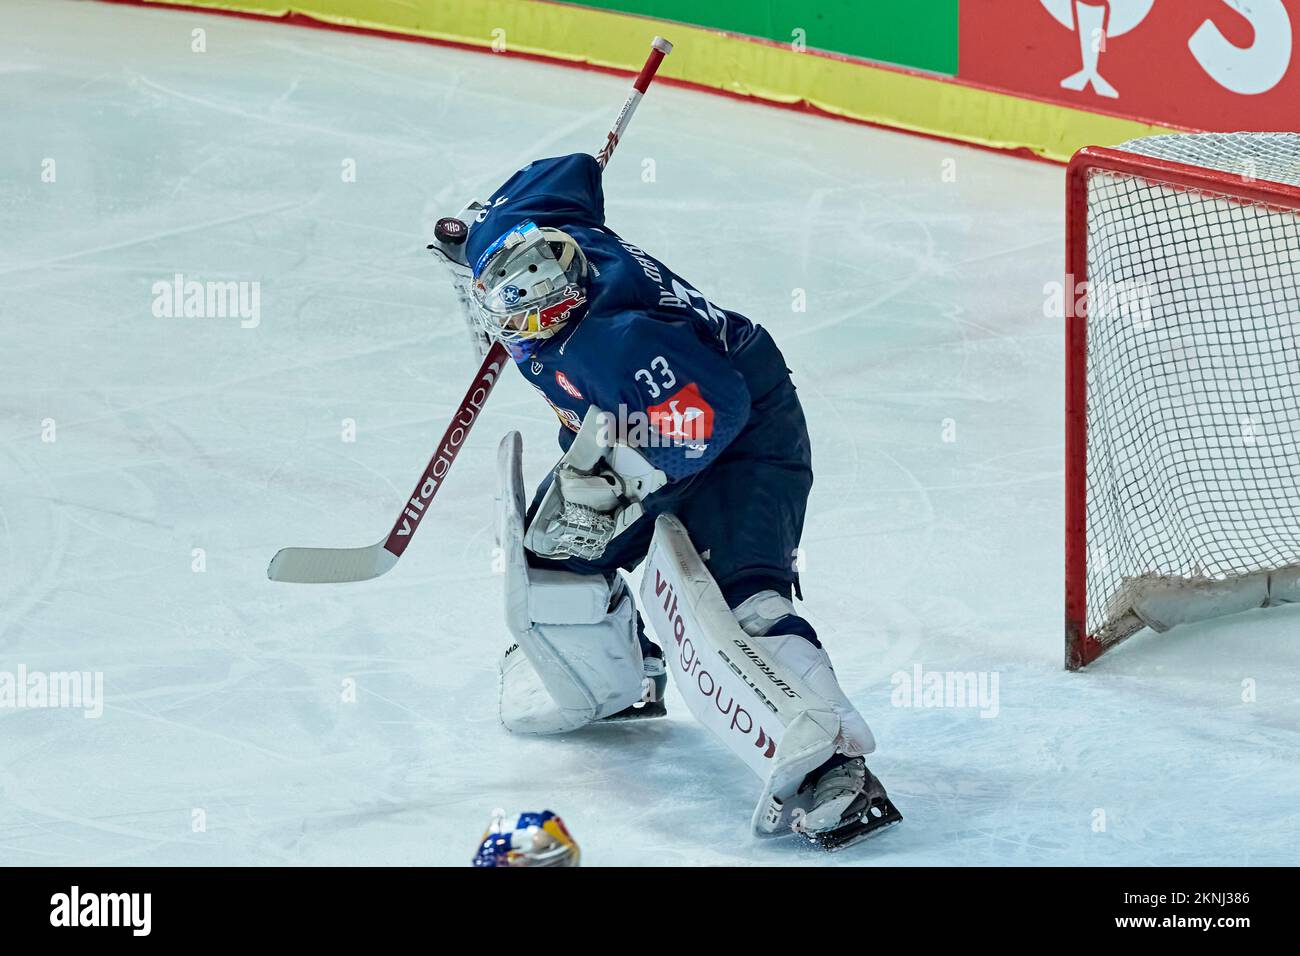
xmin=1065 ymin=134 xmax=1300 ymax=670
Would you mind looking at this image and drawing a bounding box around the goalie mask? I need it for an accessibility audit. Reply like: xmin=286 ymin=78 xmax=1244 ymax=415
xmin=472 ymin=220 xmax=588 ymax=352
xmin=470 ymin=809 xmax=581 ymax=867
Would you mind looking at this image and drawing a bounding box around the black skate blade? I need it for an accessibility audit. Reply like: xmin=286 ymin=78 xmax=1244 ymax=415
xmin=804 ymin=798 xmax=903 ymax=851
xmin=601 ymin=699 xmax=667 ymax=722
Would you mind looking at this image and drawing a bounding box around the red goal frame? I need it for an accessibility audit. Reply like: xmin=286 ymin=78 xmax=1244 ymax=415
xmin=1064 ymin=145 xmax=1300 ymax=670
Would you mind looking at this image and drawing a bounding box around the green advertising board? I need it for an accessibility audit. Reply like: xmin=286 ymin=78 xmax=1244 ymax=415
xmin=556 ymin=0 xmax=958 ymax=75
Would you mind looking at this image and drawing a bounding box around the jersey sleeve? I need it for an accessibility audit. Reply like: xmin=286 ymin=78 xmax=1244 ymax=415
xmin=605 ymin=315 xmax=751 ymax=482
xmin=464 ymin=154 xmax=605 ymax=265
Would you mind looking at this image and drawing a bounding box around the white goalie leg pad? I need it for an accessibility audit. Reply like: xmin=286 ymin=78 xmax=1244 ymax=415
xmin=496 ymin=431 xmax=645 ymax=735
xmin=639 ymin=514 xmax=849 ymax=835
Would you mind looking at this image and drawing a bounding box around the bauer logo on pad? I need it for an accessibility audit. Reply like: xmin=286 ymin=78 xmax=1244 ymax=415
xmin=647 ymin=383 xmax=714 ymax=442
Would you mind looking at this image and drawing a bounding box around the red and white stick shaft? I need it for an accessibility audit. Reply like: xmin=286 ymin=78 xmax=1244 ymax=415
xmin=386 ymin=36 xmax=673 ymax=559
xmin=382 ymin=341 xmax=509 ymax=558
xmin=385 ymin=36 xmax=675 ymax=556
xmin=271 ymin=37 xmax=676 ymax=582
xmin=597 ymin=36 xmax=673 ymax=169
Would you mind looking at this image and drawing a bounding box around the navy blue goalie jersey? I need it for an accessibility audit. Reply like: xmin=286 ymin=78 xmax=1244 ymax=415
xmin=463 ymin=153 xmax=762 ymax=482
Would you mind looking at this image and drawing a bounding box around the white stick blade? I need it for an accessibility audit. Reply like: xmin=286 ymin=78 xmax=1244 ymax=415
xmin=266 ymin=543 xmax=397 ymax=584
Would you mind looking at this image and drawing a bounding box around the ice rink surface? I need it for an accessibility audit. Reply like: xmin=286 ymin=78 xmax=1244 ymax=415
xmin=3 ymin=0 xmax=1298 ymax=866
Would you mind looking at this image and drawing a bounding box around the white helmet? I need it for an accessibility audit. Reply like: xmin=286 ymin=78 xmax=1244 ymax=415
xmin=471 ymin=220 xmax=588 ymax=346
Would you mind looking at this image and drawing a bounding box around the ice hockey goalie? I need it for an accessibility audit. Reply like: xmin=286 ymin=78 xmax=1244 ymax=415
xmin=429 ymin=153 xmax=901 ymax=850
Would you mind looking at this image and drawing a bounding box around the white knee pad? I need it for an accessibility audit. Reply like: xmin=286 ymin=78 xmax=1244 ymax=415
xmin=732 ymin=591 xmax=875 ymax=756
xmin=732 ymin=590 xmax=800 ymax=637
xmin=496 ymin=432 xmax=644 ymax=735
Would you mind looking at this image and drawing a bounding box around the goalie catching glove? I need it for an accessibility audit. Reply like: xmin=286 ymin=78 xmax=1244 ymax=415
xmin=525 ymin=406 xmax=668 ymax=561
xmin=427 ymin=205 xmax=494 ymax=360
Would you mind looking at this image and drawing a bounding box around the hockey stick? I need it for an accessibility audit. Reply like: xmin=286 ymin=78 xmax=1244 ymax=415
xmin=267 ymin=36 xmax=674 ymax=584
xmin=597 ymin=36 xmax=673 ymax=169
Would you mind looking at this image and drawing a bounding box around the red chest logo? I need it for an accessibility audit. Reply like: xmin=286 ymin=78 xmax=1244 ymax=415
xmin=647 ymin=383 xmax=714 ymax=441
xmin=555 ymin=370 xmax=583 ymax=400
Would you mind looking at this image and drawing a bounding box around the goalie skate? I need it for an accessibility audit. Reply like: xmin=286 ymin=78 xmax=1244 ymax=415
xmin=797 ymin=756 xmax=902 ymax=850
xmin=759 ymin=755 xmax=902 ymax=851
xmin=601 ymin=653 xmax=668 ymax=722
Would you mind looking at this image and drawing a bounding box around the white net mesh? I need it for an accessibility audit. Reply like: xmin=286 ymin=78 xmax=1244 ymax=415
xmin=1119 ymin=132 xmax=1300 ymax=188
xmin=1083 ymin=133 xmax=1300 ymax=644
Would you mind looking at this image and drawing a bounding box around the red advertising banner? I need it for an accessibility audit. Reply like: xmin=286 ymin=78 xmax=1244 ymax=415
xmin=961 ymin=0 xmax=1300 ymax=131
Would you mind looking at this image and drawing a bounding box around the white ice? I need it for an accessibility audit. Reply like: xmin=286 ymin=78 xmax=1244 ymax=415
xmin=2 ymin=0 xmax=1298 ymax=866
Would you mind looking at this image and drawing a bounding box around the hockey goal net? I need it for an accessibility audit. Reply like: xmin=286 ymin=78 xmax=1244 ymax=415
xmin=1066 ymin=133 xmax=1300 ymax=669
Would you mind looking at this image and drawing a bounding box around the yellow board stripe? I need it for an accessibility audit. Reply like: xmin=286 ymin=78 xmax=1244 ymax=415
xmin=116 ymin=0 xmax=1179 ymax=162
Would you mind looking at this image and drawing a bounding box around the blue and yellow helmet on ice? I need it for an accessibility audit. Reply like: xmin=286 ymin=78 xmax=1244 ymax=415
xmin=471 ymin=809 xmax=580 ymax=867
